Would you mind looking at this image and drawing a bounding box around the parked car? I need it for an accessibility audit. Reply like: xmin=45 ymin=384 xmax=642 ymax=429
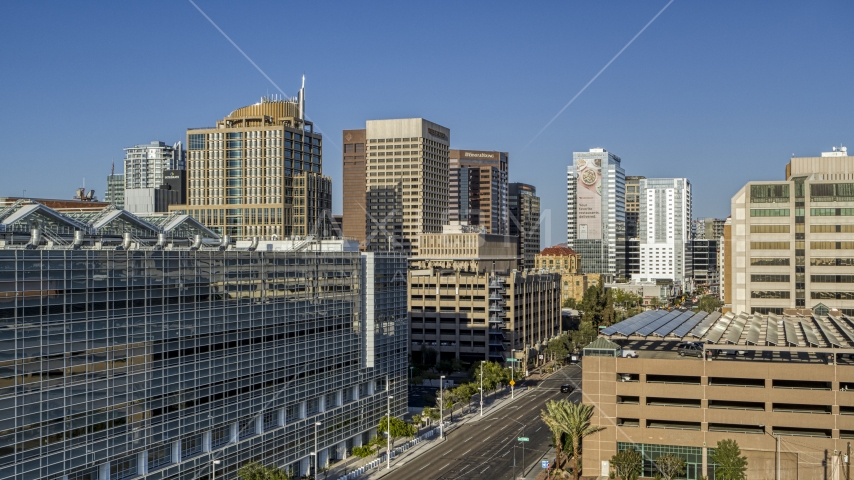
xmin=620 ymin=348 xmax=638 ymax=358
xmin=678 ymin=342 xmax=704 ymax=358
xmin=560 ymin=384 xmax=574 ymax=393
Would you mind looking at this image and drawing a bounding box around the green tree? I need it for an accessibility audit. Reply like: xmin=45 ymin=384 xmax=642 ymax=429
xmin=547 ymin=336 xmax=570 ymax=365
xmin=421 ymin=406 xmax=440 ymax=425
xmin=697 ymin=295 xmax=722 ymax=313
xmin=710 ymin=439 xmax=748 ymax=480
xmin=649 ymin=296 xmax=661 ymax=309
xmin=654 ymin=454 xmax=686 ymax=480
xmin=610 ymin=448 xmax=642 ymax=480
xmin=541 ymin=400 xmax=604 ymax=478
xmin=238 ymin=461 xmax=293 ymax=480
xmin=351 ymin=445 xmax=375 ymax=458
xmin=377 ymin=415 xmax=417 ymax=449
xmin=562 ymin=297 xmax=578 ymax=309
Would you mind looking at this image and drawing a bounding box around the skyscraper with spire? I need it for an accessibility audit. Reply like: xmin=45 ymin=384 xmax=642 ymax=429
xmin=171 ymin=78 xmax=332 ymax=239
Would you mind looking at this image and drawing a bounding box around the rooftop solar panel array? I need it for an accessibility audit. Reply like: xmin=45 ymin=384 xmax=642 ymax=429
xmin=597 ymin=310 xmax=854 ymax=351
xmin=799 ymin=321 xmax=820 ymax=347
xmin=652 ymin=310 xmax=698 ymax=337
xmin=636 ymin=310 xmax=682 ymax=337
xmin=783 ymin=320 xmax=800 ymax=347
xmin=812 ymin=317 xmax=842 ymax=347
xmin=725 ymin=314 xmax=748 ymax=344
xmin=829 ymin=316 xmax=854 ymax=344
xmin=745 ymin=317 xmax=761 ymax=345
xmin=766 ymin=319 xmax=779 ymax=345
xmin=690 ymin=311 xmax=720 ymax=338
xmin=672 ymin=311 xmax=707 ymax=338
xmin=706 ymin=314 xmax=734 ymax=344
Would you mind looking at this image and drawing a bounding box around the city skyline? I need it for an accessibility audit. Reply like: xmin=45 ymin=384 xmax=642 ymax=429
xmin=2 ymin=1 xmax=853 ymax=245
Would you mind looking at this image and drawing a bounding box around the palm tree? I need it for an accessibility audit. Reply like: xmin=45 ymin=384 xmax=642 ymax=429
xmin=540 ymin=400 xmax=604 ymax=480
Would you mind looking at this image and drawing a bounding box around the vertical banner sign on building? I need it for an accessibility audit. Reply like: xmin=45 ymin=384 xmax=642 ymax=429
xmin=575 ymin=157 xmax=602 ymax=239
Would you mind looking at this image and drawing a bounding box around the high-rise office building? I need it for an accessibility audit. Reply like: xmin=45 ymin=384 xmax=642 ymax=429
xmin=448 ymin=150 xmax=509 ymax=234
xmin=692 ymin=217 xmax=726 ymax=240
xmin=509 ymin=183 xmax=541 ymax=269
xmin=0 ymin=199 xmax=407 ymax=480
xmin=409 ymin=224 xmax=561 ymax=366
xmin=363 ymin=118 xmax=450 ymax=254
xmin=124 ymin=141 xmax=185 ymax=190
xmin=567 ymin=148 xmax=626 ymax=276
xmin=729 ymin=145 xmax=854 ymax=314
xmin=174 ymin=81 xmax=333 ymax=239
xmin=105 ymin=165 xmax=125 ymax=208
xmin=637 ymin=178 xmax=693 ymax=288
xmin=625 ymin=175 xmax=645 ymax=238
xmin=692 ymin=239 xmax=719 ymax=293
xmin=342 ymin=129 xmax=367 ymax=248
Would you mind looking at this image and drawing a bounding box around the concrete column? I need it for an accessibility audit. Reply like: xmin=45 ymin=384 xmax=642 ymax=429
xmin=99 ymin=463 xmax=110 ymax=480
xmin=299 ymin=401 xmax=306 ymax=419
xmin=172 ymin=440 xmax=181 ymax=464
xmin=319 ymin=448 xmax=329 ymax=468
xmin=255 ymin=414 xmax=264 ymax=435
xmin=319 ymin=395 xmax=326 ymax=412
xmin=353 ymin=434 xmax=363 ymax=448
xmin=702 ymin=445 xmax=708 ymax=479
xmin=368 ymin=427 xmax=377 ymax=441
xmin=230 ymin=423 xmax=239 ymax=443
xmin=137 ymin=450 xmax=148 ymax=475
xmin=299 ymin=457 xmax=310 ymax=477
xmin=203 ymin=431 xmax=212 ymax=452
xmin=337 ymin=441 xmax=347 ymax=460
xmin=368 ymin=381 xmax=375 ymax=396
xmin=336 ymin=390 xmax=343 ymax=407
xmin=279 ymin=407 xmax=286 ymax=426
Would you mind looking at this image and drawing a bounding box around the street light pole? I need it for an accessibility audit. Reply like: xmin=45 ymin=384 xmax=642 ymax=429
xmin=440 ymin=375 xmax=445 ymax=439
xmin=760 ymin=425 xmax=780 ymax=480
xmin=480 ymin=361 xmax=485 ymax=417
xmin=314 ymin=421 xmax=322 ymax=477
xmin=212 ymin=459 xmax=221 ymax=480
xmin=511 ymin=349 xmax=515 ymax=400
xmin=387 ymin=396 xmax=392 ymax=470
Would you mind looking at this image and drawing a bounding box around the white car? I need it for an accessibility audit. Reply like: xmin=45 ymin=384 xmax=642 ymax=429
xmin=620 ymin=349 xmax=638 ymax=358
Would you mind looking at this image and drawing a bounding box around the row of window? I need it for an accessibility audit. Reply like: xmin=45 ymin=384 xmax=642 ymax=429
xmin=811 ymin=275 xmax=854 ymax=283
xmin=751 ymin=241 xmax=790 ymax=250
xmin=751 ymin=274 xmax=790 ymax=282
xmin=750 ymin=224 xmax=790 ymax=233
xmin=811 ymin=224 xmax=854 ymax=233
xmin=751 ymin=290 xmax=790 ymax=299
xmin=811 ymin=241 xmax=854 ymax=249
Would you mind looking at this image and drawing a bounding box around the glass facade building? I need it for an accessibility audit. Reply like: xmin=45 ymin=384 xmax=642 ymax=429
xmin=0 ymin=201 xmax=407 ymax=480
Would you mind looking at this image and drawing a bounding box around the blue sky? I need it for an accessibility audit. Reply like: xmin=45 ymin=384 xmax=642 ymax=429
xmin=1 ymin=1 xmax=852 ymax=245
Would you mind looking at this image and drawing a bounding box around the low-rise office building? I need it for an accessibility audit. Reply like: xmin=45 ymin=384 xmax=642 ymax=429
xmin=408 ymin=224 xmax=561 ymax=367
xmin=533 ymin=245 xmax=601 ymax=303
xmin=584 ymin=309 xmax=854 ymax=480
xmin=0 ymin=200 xmax=406 ymax=480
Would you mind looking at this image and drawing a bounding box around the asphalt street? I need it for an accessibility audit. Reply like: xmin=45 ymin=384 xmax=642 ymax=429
xmin=384 ymin=366 xmax=582 ymax=480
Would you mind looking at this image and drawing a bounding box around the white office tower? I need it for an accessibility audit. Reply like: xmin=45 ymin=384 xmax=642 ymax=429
xmin=638 ymin=178 xmax=693 ymax=289
xmin=124 ymin=141 xmax=186 ymax=189
xmin=567 ymin=148 xmax=626 ymax=276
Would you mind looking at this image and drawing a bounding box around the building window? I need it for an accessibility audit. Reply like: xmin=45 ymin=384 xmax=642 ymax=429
xmin=148 ymin=444 xmax=172 ymax=470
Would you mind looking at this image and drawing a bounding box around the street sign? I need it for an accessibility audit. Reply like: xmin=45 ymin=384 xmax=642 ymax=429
xmin=506 ymin=358 xmax=518 ymax=362
xmin=538 ymin=354 xmax=544 ymax=360
xmin=518 ymin=437 xmax=529 ymax=442
xmin=509 ymin=380 xmax=515 ymax=386
xmin=542 ymin=460 xmax=549 ymax=469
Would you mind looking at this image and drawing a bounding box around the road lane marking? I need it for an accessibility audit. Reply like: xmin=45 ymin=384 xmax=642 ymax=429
xmin=481 ymin=465 xmax=491 ymax=474
xmin=418 ymin=463 xmax=431 ymax=471
xmin=440 ymin=463 xmax=450 ymax=470
xmin=535 ymin=426 xmax=542 ymax=432
xmin=463 ymin=449 xmax=472 ymax=455
xmin=466 ymin=436 xmax=473 ymax=442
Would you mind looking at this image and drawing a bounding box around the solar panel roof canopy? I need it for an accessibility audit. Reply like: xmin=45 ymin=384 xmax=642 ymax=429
xmin=597 ymin=309 xmax=854 ymax=352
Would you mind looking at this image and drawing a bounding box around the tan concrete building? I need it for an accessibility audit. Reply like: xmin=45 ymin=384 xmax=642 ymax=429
xmin=342 ymin=129 xmax=367 ymax=248
xmin=449 ymin=149 xmax=509 ymax=234
xmin=171 ymin=81 xmax=332 ymax=239
xmin=586 ymin=309 xmax=854 ymax=480
xmin=729 ymin=146 xmax=854 ymax=315
xmin=359 ymin=118 xmax=450 ymax=254
xmin=409 ymin=225 xmax=561 ymax=366
xmin=533 ymin=245 xmax=597 ymax=303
